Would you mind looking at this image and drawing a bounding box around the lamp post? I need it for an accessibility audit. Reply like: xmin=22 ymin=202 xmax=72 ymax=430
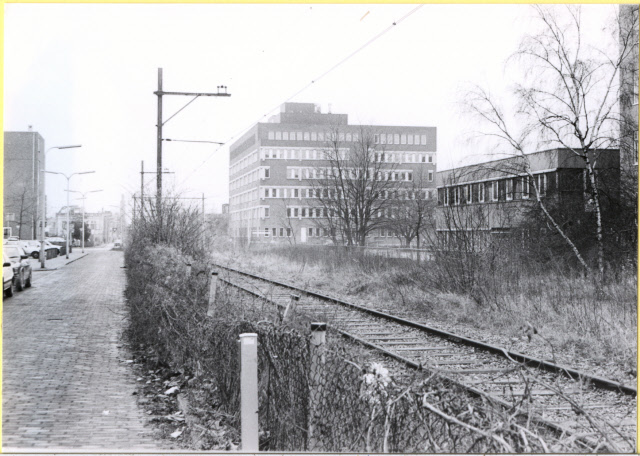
xmin=66 ymin=189 xmax=103 ymax=253
xmin=44 ymin=170 xmax=95 ymax=259
xmin=39 ymin=145 xmax=82 ymax=268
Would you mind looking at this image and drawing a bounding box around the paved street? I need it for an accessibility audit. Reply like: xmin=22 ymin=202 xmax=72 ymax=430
xmin=3 ymin=249 xmax=162 ymax=450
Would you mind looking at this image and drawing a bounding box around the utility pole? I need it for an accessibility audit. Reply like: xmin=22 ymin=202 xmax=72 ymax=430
xmin=153 ymin=68 xmax=230 ymax=221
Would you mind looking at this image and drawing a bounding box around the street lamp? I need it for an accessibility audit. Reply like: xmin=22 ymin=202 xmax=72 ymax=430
xmin=44 ymin=170 xmax=95 ymax=259
xmin=66 ymin=189 xmax=103 ymax=253
xmin=39 ymin=145 xmax=82 ymax=268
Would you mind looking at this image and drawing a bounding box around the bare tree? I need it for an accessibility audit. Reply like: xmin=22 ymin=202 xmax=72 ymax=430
xmin=463 ymin=5 xmax=637 ymax=277
xmin=4 ymin=179 xmax=38 ymax=240
xmin=309 ymin=126 xmax=402 ymax=246
xmin=386 ymin=168 xmax=436 ymax=248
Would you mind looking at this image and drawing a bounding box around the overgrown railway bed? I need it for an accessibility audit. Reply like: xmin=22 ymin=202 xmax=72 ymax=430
xmin=215 ymin=264 xmax=637 ymax=452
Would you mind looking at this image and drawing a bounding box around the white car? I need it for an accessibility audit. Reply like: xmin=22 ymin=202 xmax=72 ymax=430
xmin=17 ymin=240 xmax=60 ymax=259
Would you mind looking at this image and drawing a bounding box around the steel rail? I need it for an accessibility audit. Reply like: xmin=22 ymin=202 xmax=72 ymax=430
xmin=215 ymin=263 xmax=636 ymax=397
xmin=220 ymin=275 xmax=599 ymax=452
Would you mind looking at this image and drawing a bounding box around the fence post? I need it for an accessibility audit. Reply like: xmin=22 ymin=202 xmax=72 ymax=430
xmin=239 ymin=333 xmax=259 ymax=451
xmin=206 ymin=271 xmax=218 ymax=317
xmin=283 ymin=294 xmax=300 ymax=321
xmin=185 ymin=263 xmax=192 ymax=278
xmin=308 ymin=322 xmax=326 ymax=451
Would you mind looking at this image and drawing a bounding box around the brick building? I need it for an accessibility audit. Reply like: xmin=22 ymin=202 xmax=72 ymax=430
xmin=228 ymin=102 xmax=437 ymax=244
xmin=435 ymin=148 xmax=620 ymax=247
xmin=3 ymin=130 xmax=45 ymax=240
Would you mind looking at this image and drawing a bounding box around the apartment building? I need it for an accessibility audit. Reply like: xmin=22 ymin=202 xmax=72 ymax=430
xmin=435 ymin=148 xmax=620 ymax=245
xmin=228 ymin=102 xmax=437 ymax=244
xmin=4 ymin=130 xmax=45 ymax=240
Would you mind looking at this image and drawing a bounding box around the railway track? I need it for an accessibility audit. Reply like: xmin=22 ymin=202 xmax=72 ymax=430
xmin=215 ymin=264 xmax=637 ymax=452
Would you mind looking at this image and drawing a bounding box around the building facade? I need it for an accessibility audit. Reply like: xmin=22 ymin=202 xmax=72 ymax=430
xmin=435 ymin=148 xmax=620 ymax=247
xmin=51 ymin=206 xmax=116 ymax=245
xmin=228 ymin=102 xmax=437 ymax=244
xmin=619 ymin=4 xmax=639 ymax=191
xmin=4 ymin=130 xmax=45 ymax=240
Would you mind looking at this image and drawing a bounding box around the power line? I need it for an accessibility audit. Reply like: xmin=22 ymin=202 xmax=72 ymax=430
xmin=178 ymin=4 xmax=424 ymax=186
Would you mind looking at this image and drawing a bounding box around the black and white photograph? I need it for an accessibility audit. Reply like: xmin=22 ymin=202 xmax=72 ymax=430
xmin=3 ymin=2 xmax=637 ymax=452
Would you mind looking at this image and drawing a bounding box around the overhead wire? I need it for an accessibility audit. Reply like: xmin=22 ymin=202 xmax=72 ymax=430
xmin=177 ymin=4 xmax=424 ymax=187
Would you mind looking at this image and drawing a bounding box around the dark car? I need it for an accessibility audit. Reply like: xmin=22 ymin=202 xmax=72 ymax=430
xmin=4 ymin=245 xmax=32 ymax=291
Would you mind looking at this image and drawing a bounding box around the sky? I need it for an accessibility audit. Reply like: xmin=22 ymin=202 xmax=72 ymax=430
xmin=3 ymin=3 xmax=620 ymax=216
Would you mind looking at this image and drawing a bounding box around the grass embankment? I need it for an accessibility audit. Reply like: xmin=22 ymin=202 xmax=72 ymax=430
xmin=214 ymin=244 xmax=637 ymax=385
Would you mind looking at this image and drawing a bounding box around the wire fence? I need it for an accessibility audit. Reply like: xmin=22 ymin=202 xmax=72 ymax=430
xmin=124 ymin=243 xmax=556 ymax=452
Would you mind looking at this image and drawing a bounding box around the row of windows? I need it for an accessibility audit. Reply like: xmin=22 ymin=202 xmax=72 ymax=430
xmin=439 ymin=174 xmax=549 ymax=206
xmin=286 ymin=166 xmax=420 ymax=182
xmin=261 ymin=147 xmax=349 ymax=161
xmin=261 ymin=226 xmax=328 ymax=238
xmin=252 ymin=226 xmax=407 ymax=239
xmin=265 ymin=130 xmax=430 ymax=147
xmin=260 ymin=186 xmax=436 ymax=201
xmin=230 ymin=167 xmax=269 ymax=192
xmin=373 ymin=152 xmax=435 ymax=164
xmin=229 ymin=150 xmax=258 ymax=177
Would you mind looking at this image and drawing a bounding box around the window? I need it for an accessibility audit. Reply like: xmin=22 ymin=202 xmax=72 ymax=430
xmin=286 ymin=228 xmax=291 ymax=237
xmin=407 ymin=172 xmax=413 ymax=181
xmin=318 ymin=132 xmax=324 ymax=142
xmin=268 ymin=131 xmax=274 ymax=140
xmin=374 ymin=134 xmax=379 ymax=144
xmin=428 ymin=170 xmax=434 ymax=182
xmin=264 ymin=188 xmax=269 ymax=198
xmin=311 ymin=132 xmax=317 ymax=141
xmin=491 ymin=181 xmax=499 ymax=201
xmin=346 ymin=133 xmax=352 ymax=142
xmin=536 ymin=174 xmax=547 ymax=196
xmin=414 ymin=134 xmax=420 ymax=144
xmin=294 ymin=208 xmax=299 ymax=217
xmin=276 ymin=131 xmax=282 ymax=140
xmin=264 ymin=168 xmax=270 ymax=178
xmin=522 ymin=176 xmax=530 ymax=199
xmin=454 ymin=187 xmax=460 ymax=205
xmin=408 ymin=135 xmax=414 ymax=145
xmin=287 ymin=208 xmax=291 ymax=217
xmin=272 ymin=227 xmax=277 ymax=237
xmin=634 ymin=68 xmax=639 ymax=106
xmin=387 ymin=133 xmax=393 ymax=144
xmin=294 ymin=188 xmax=299 ymax=198
xmin=301 ymin=208 xmax=306 ymax=217
xmin=506 ymin=179 xmax=513 ymax=201
xmin=279 ymin=228 xmax=284 ymax=237
xmin=283 ymin=132 xmax=289 ymax=140
xmin=401 ymin=134 xmax=407 ymax=144
xmin=316 ymin=228 xmax=321 ymax=237
xmin=308 ymin=227 xmax=314 ymax=237
xmin=420 ymin=135 xmax=427 ymax=145
xmin=264 ymin=228 xmax=269 ymax=237
xmin=304 ymin=132 xmax=310 ymax=141
xmin=466 ymin=184 xmax=472 ymax=204
xmin=479 ymin=183 xmax=485 ymax=202
xmin=271 ymin=188 xmax=277 ymax=198
xmin=394 ymin=134 xmax=400 ymax=144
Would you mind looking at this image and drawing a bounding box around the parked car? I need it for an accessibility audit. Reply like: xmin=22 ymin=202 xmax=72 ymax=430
xmin=113 ymin=240 xmax=123 ymax=250
xmin=3 ymin=252 xmax=14 ymax=297
xmin=3 ymin=245 xmax=32 ymax=291
xmin=18 ymin=240 xmax=60 ymax=259
xmin=47 ymin=237 xmax=71 ymax=255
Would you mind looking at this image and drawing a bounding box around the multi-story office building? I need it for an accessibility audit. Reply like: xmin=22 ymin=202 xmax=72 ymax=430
xmin=228 ymin=102 xmax=437 ymax=244
xmin=4 ymin=130 xmax=45 ymax=240
xmin=435 ymin=148 xmax=620 ymax=246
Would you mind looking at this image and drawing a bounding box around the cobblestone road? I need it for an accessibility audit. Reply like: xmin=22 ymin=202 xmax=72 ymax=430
xmin=3 ymin=249 xmax=163 ymax=450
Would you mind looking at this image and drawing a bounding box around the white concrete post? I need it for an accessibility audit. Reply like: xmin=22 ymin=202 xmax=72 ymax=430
xmin=308 ymin=322 xmax=326 ymax=451
xmin=185 ymin=263 xmax=192 ymax=278
xmin=239 ymin=333 xmax=259 ymax=452
xmin=207 ymin=271 xmax=218 ymax=317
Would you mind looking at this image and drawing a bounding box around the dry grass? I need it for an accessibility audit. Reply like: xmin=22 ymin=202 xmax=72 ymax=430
xmin=213 ymin=243 xmax=637 ymax=384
